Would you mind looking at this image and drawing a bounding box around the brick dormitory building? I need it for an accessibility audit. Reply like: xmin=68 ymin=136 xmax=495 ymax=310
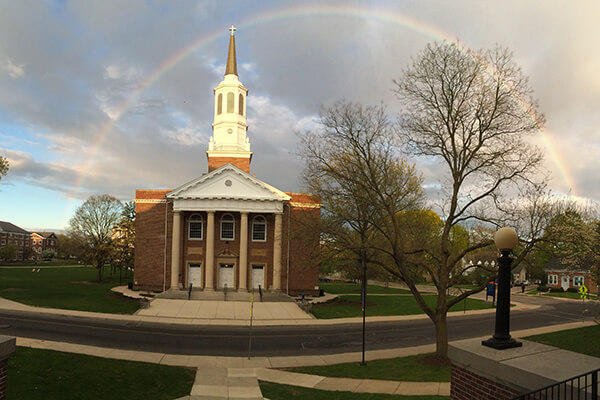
xmin=133 ymin=28 xmax=320 ymax=295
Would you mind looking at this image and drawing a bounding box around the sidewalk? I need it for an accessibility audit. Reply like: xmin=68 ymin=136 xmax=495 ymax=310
xmin=0 ymin=287 xmax=538 ymax=327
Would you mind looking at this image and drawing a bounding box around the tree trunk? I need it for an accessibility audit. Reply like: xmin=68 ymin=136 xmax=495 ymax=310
xmin=433 ymin=312 xmax=449 ymax=359
xmin=97 ymin=263 xmax=103 ymax=282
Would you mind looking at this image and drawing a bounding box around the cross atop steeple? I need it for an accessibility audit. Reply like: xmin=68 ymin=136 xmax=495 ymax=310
xmin=225 ymin=26 xmax=238 ymax=76
xmin=229 ymin=25 xmax=236 ymax=36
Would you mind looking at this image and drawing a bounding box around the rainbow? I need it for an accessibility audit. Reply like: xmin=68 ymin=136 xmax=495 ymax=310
xmin=70 ymin=4 xmax=575 ymax=201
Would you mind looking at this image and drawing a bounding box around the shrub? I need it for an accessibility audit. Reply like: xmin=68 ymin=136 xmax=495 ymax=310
xmin=549 ymin=287 xmax=564 ymax=293
xmin=566 ymin=287 xmax=579 ymax=293
xmin=537 ymin=285 xmax=549 ymax=292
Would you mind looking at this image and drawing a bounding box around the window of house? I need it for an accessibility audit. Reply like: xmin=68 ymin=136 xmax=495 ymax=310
xmin=220 ymin=214 xmax=235 ymax=240
xmin=573 ymin=276 xmax=584 ymax=286
xmin=548 ymin=274 xmax=558 ymax=285
xmin=252 ymin=216 xmax=267 ymax=242
xmin=238 ymin=94 xmax=244 ymax=116
xmin=217 ymin=93 xmax=222 ymax=114
xmin=1 ymin=240 xmax=4 ymax=245
xmin=32 ymin=240 xmax=36 ymax=245
xmin=25 ymin=241 xmax=29 ymax=246
xmin=20 ymin=241 xmax=23 ymax=246
xmin=227 ymin=92 xmax=234 ymax=113
xmin=188 ymin=214 xmax=203 ymax=240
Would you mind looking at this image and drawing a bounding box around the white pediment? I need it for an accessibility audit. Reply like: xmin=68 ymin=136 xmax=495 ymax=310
xmin=166 ymin=164 xmax=290 ymax=205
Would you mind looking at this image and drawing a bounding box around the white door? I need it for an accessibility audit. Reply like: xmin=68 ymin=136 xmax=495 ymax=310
xmin=188 ymin=263 xmax=202 ymax=288
xmin=219 ymin=263 xmax=234 ymax=289
xmin=251 ymin=265 xmax=265 ymax=289
xmin=561 ymin=275 xmax=570 ymax=291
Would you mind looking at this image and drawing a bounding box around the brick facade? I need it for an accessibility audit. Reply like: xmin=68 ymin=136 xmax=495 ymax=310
xmin=133 ymin=190 xmax=320 ymax=295
xmin=0 ymin=221 xmax=31 ymax=262
xmin=208 ymin=156 xmax=250 ymax=173
xmin=451 ymin=364 xmax=522 ymax=400
xmin=545 ymin=269 xmax=598 ymax=294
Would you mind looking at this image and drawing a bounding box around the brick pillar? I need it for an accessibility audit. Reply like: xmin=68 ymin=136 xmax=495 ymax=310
xmin=0 ymin=336 xmax=16 ymax=400
xmin=170 ymin=211 xmax=181 ymax=289
xmin=205 ymin=211 xmax=215 ymax=290
xmin=239 ymin=212 xmax=248 ymax=291
xmin=272 ymin=212 xmax=283 ymax=290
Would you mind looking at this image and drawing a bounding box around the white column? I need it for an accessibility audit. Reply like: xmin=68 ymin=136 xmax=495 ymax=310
xmin=205 ymin=211 xmax=215 ymax=290
xmin=239 ymin=212 xmax=248 ymax=291
xmin=170 ymin=211 xmax=181 ymax=289
xmin=272 ymin=212 xmax=283 ymax=291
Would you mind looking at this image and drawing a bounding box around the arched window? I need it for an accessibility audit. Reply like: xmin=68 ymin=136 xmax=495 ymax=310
xmin=227 ymin=92 xmax=234 ymax=113
xmin=220 ymin=214 xmax=235 ymax=240
xmin=188 ymin=214 xmax=203 ymax=240
xmin=217 ymin=93 xmax=223 ymax=115
xmin=252 ymin=216 xmax=267 ymax=242
xmin=238 ymin=94 xmax=244 ymax=116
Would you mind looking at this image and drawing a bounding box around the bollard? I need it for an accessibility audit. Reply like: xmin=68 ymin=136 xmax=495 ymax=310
xmin=188 ymin=283 xmax=193 ymax=300
xmin=224 ymin=283 xmax=228 ymax=302
xmin=259 ymin=285 xmax=263 ymax=302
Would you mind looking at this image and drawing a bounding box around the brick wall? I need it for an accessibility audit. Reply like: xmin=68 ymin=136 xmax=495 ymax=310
xmin=282 ymin=194 xmax=321 ymax=296
xmin=0 ymin=357 xmax=7 ymax=400
xmin=451 ymin=364 xmax=522 ymax=400
xmin=133 ymin=190 xmax=172 ymax=291
xmin=208 ymin=157 xmax=250 ymax=173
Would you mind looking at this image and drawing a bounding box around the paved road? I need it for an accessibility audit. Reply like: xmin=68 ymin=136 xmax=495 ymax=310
xmin=0 ymin=295 xmax=595 ymax=357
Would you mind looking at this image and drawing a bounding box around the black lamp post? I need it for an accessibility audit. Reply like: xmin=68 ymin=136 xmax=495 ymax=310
xmin=359 ymin=256 xmax=367 ymax=366
xmin=482 ymin=227 xmax=523 ymax=350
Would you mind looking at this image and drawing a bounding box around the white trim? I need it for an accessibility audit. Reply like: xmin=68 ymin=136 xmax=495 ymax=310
xmin=188 ymin=214 xmax=203 ymax=240
xmin=252 ymin=215 xmax=267 ymax=242
xmin=135 ymin=199 xmax=167 ymax=204
xmin=220 ymin=214 xmax=235 ymax=241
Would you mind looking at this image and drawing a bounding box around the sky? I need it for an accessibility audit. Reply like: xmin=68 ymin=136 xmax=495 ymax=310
xmin=1 ymin=0 xmax=600 ymax=231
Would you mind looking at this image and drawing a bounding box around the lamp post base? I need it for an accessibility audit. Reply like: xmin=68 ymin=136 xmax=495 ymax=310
xmin=482 ymin=337 xmax=522 ymax=350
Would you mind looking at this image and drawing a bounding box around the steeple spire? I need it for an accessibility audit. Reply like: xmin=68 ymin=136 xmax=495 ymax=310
xmin=225 ymin=26 xmax=237 ymax=76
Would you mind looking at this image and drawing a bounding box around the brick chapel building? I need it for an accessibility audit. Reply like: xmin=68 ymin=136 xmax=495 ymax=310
xmin=133 ymin=28 xmax=320 ymax=295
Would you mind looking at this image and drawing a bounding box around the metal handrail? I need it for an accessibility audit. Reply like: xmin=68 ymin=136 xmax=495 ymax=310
xmin=512 ymin=368 xmax=599 ymax=399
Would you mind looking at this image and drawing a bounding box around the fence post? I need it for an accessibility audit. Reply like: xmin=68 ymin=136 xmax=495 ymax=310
xmin=592 ymin=369 xmax=598 ymax=399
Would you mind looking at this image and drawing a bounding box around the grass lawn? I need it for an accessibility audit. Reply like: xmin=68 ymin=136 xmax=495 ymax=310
xmin=0 ymin=259 xmax=80 ymax=267
xmin=288 ymin=353 xmax=450 ymax=382
xmin=8 ymin=347 xmax=195 ymax=400
xmin=0 ymin=266 xmax=139 ymax=314
xmin=259 ymin=381 xmax=449 ymax=400
xmin=320 ymin=282 xmax=410 ymax=294
xmin=524 ymin=325 xmax=600 ymax=358
xmin=311 ymin=294 xmax=493 ymax=319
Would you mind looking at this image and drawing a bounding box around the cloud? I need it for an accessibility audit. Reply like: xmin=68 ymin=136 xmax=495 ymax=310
xmin=4 ymin=58 xmax=25 ymax=78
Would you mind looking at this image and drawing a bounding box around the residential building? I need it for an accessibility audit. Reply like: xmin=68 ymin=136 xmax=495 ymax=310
xmin=0 ymin=221 xmax=31 ymax=261
xmin=30 ymin=232 xmax=59 ymax=260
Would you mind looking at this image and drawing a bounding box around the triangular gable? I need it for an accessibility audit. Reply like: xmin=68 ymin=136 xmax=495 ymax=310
xmin=166 ymin=164 xmax=290 ymax=202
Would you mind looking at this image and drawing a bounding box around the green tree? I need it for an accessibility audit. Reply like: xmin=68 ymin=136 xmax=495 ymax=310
xmin=42 ymin=248 xmax=56 ymax=261
xmin=112 ymin=201 xmax=135 ymax=282
xmin=391 ymin=41 xmax=545 ymax=358
xmin=67 ymin=194 xmax=123 ymax=281
xmin=0 ymin=242 xmax=17 ymax=261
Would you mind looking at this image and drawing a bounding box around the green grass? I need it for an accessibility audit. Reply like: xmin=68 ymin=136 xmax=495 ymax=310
xmin=543 ymin=291 xmax=597 ymax=300
xmin=311 ymin=294 xmax=493 ymax=319
xmin=288 ymin=353 xmax=450 ymax=382
xmin=8 ymin=347 xmax=195 ymax=400
xmin=259 ymin=381 xmax=449 ymax=400
xmin=524 ymin=325 xmax=600 ymax=358
xmin=320 ymin=282 xmax=410 ymax=294
xmin=0 ymin=266 xmax=139 ymax=314
xmin=0 ymin=259 xmax=80 ymax=267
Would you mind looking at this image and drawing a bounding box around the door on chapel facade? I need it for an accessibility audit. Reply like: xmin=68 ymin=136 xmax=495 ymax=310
xmin=219 ymin=263 xmax=235 ymax=289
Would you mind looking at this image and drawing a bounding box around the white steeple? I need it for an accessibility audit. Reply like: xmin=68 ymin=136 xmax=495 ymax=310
xmin=207 ymin=26 xmax=252 ymax=173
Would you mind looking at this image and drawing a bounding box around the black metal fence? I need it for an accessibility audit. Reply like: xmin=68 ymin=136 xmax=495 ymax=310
xmin=513 ymin=368 xmax=599 ymax=400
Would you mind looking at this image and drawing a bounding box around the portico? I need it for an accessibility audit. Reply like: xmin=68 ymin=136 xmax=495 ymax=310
xmin=166 ymin=164 xmax=289 ymax=291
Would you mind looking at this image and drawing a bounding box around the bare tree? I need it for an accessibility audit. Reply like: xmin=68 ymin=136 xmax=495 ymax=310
xmin=392 ymin=42 xmax=546 ymax=357
xmin=67 ymin=194 xmax=123 ymax=281
xmin=0 ymin=156 xmax=8 ymax=181
xmin=300 ymin=102 xmax=424 ymax=286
